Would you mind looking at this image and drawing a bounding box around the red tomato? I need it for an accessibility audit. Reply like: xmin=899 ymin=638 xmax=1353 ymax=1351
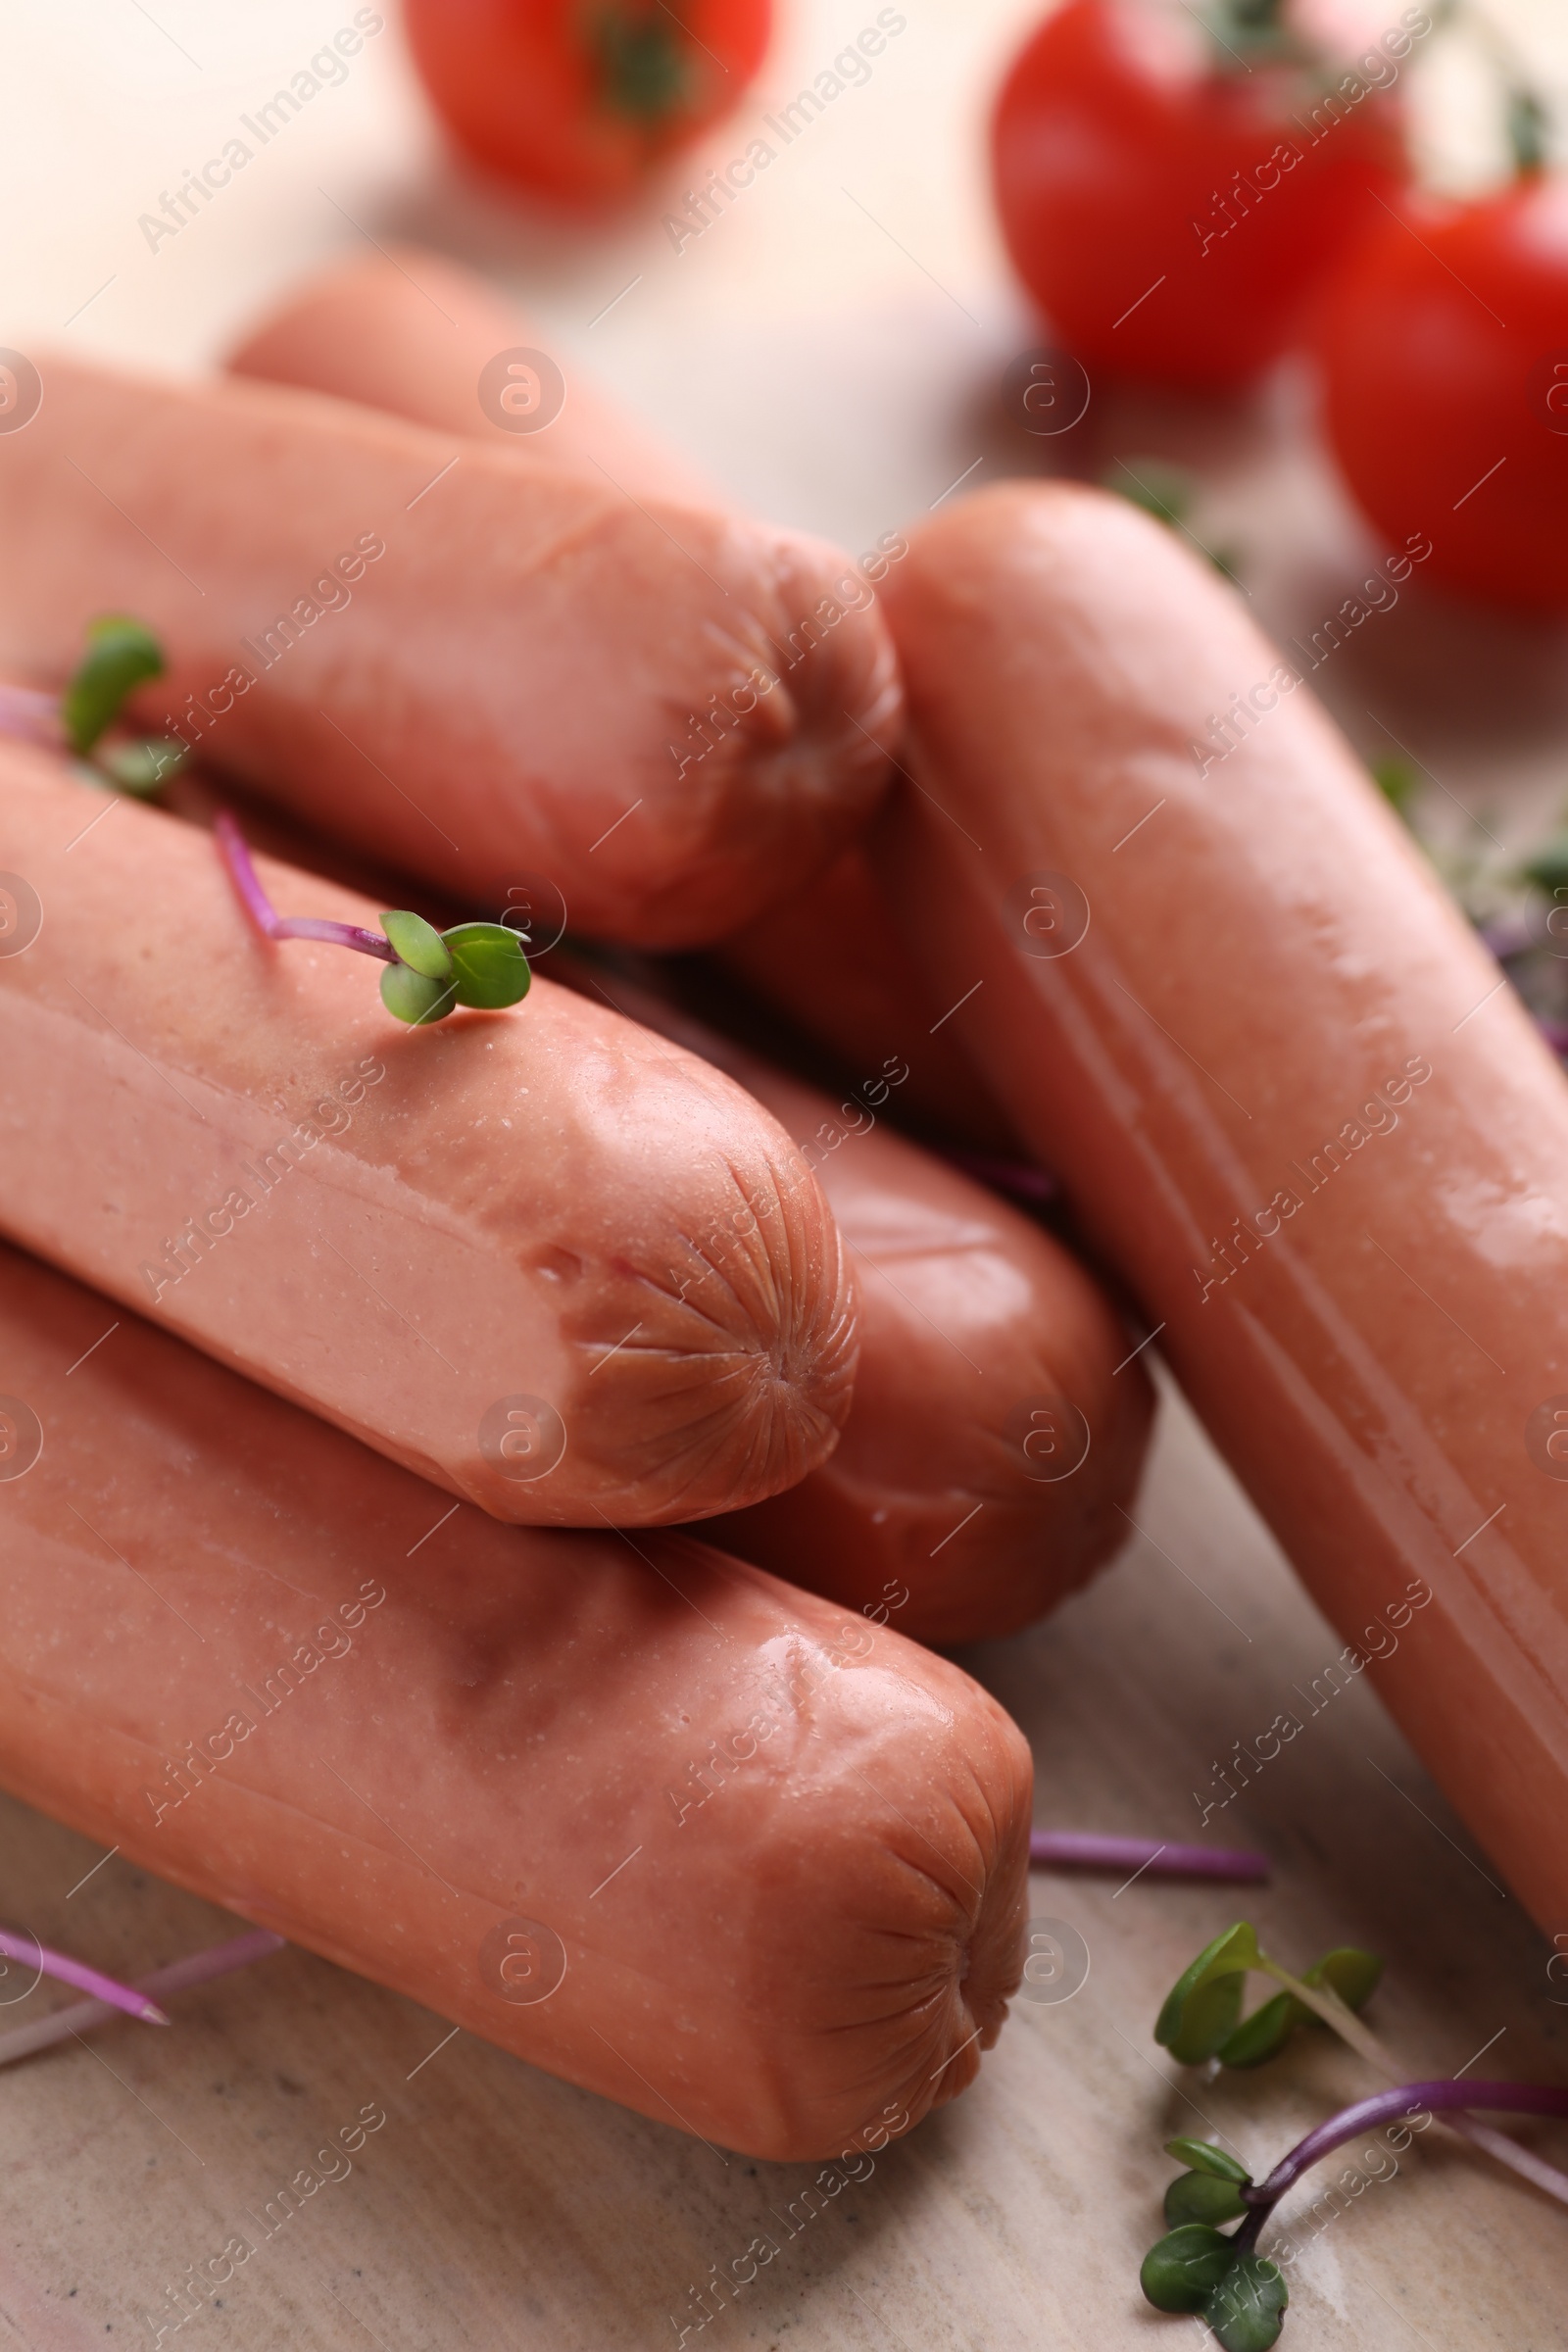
xmin=404 ymin=0 xmax=772 ymax=205
xmin=1317 ymin=172 xmax=1568 ymax=611
xmin=991 ymin=0 xmax=1413 ymax=390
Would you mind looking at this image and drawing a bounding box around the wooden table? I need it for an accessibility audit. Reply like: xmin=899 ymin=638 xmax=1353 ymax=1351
xmin=1 ymin=3 xmax=1565 ymax=2346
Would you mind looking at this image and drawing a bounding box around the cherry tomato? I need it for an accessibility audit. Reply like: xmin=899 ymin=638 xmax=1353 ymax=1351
xmin=404 ymin=0 xmax=772 ymax=206
xmin=1317 ymin=172 xmax=1568 ymax=611
xmin=991 ymin=0 xmax=1412 ymax=390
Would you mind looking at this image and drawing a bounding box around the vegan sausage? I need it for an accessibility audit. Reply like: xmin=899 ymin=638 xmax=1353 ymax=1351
xmin=0 ymin=350 xmax=898 ymax=947
xmin=881 ymin=481 xmax=1568 ymax=1927
xmin=226 ymin=252 xmax=1005 ymax=1138
xmin=556 ymin=958 xmax=1153 ymax=1643
xmin=0 ymin=743 xmax=856 ymax=1524
xmin=0 ymin=1238 xmax=1030 ymax=2161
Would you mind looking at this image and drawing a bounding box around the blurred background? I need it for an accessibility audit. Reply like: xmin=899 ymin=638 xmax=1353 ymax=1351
xmin=4 ymin=0 xmax=1565 ymax=858
xmin=3 ymin=9 xmax=1568 ymax=2346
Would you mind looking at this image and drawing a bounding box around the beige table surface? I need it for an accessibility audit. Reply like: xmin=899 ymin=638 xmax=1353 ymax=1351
xmin=2 ymin=3 xmax=1567 ymax=2348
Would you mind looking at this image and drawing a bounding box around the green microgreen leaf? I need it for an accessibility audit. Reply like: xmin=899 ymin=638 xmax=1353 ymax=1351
xmin=99 ymin=737 xmax=187 ymax=797
xmin=1139 ymin=2225 xmax=1238 ymax=2314
xmin=1214 ymin=1943 xmax=1383 ymax=2068
xmin=1204 ymin=2250 xmax=1288 ymax=2351
xmin=1103 ymin=459 xmax=1241 ymax=578
xmin=1164 ymin=2139 xmax=1252 ymax=2184
xmin=441 ymin=920 xmax=531 ymax=1010
xmin=1217 ymin=1988 xmax=1302 ymax=2070
xmin=379 ymin=963 xmax=457 ymax=1025
xmin=1105 ymin=458 xmax=1193 ymax=529
xmin=1155 ymin=1922 xmax=1263 ymax=2063
xmin=380 ymin=909 xmax=453 ymax=980
xmin=1164 ymin=2169 xmax=1250 ymax=2228
xmin=1372 ymin=756 xmax=1418 ymax=815
xmin=1304 ymin=1946 xmax=1383 ymax=2013
xmin=1521 ymin=834 xmax=1568 ymax=895
xmin=63 ymin=615 xmax=166 ymax=756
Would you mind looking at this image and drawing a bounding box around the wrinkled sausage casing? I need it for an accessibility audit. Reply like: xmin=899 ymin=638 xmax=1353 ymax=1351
xmin=0 ymin=747 xmax=857 ymax=1524
xmin=598 ymin=976 xmax=1154 ymax=1643
xmin=883 ymin=481 xmax=1568 ymax=1926
xmin=0 ymin=1242 xmax=1031 ymax=2162
xmin=0 ymin=353 xmax=898 ymax=947
xmin=229 ymin=254 xmax=1153 ymax=1636
xmin=227 ymin=251 xmax=1005 ymax=1141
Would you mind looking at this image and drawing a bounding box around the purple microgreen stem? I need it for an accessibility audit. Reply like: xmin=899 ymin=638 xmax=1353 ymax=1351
xmin=1232 ymin=2080 xmax=1568 ymax=2251
xmin=1030 ymin=1832 xmax=1270 ymax=1882
xmin=938 ymin=1149 xmax=1058 ymax=1205
xmin=0 ymin=682 xmax=65 ymax=747
xmin=0 ymin=1928 xmax=285 ymax=2068
xmin=1251 ymin=1947 xmax=1568 ymax=2204
xmin=214 ymin=812 xmax=393 ymax=961
xmin=0 ymin=1925 xmax=168 ymax=2024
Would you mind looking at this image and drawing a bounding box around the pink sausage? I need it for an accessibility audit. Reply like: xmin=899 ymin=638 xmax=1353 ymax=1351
xmin=555 ymin=958 xmax=1153 ymax=1642
xmin=0 ymin=1239 xmax=1030 ymax=2161
xmin=0 ymin=744 xmax=856 ymax=1523
xmin=0 ymin=352 xmax=897 ymax=947
xmin=225 ymin=251 xmax=1008 ymax=1139
xmin=882 ymin=482 xmax=1568 ymax=1927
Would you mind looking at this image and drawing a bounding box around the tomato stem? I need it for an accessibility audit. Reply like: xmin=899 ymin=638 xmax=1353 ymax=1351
xmin=1507 ymin=86 xmax=1550 ymax=176
xmin=593 ymin=6 xmax=692 ymax=123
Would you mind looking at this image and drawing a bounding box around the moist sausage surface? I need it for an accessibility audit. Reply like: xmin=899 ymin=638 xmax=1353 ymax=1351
xmin=0 ymin=353 xmax=898 ymax=947
xmin=0 ymin=746 xmax=856 ymax=1523
xmin=882 ymin=481 xmax=1568 ymax=1927
xmin=226 ymin=252 xmax=1007 ymax=1138
xmin=0 ymin=1240 xmax=1030 ymax=2161
xmin=562 ymin=960 xmax=1152 ymax=1643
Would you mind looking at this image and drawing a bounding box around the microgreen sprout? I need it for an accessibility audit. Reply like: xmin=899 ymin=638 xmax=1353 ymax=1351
xmin=0 ymin=615 xmax=187 ymax=791
xmin=1142 ymin=1924 xmax=1568 ymax=2341
xmin=0 ymin=1924 xmax=169 ymax=2026
xmin=1142 ymin=2082 xmax=1568 ymax=2350
xmin=60 ymin=615 xmax=187 ymax=794
xmin=1030 ymin=1832 xmax=1269 ymax=1883
xmin=1102 ymin=457 xmax=1243 ymax=582
xmin=1153 ymin=1921 xmax=1382 ymax=2069
xmin=214 ymin=812 xmax=529 ymax=1027
xmin=0 ymin=1928 xmax=285 ymax=2069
